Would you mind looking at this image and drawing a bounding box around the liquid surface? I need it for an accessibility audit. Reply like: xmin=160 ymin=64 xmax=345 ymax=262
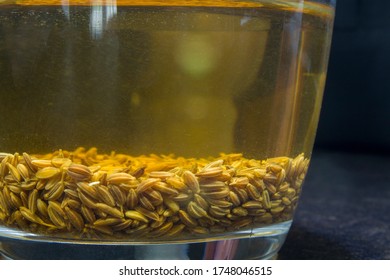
xmin=0 ymin=0 xmax=334 ymax=158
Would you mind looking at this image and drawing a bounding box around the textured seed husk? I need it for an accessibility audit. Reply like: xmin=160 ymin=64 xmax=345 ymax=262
xmin=165 ymin=224 xmax=185 ymax=237
xmin=36 ymin=167 xmax=60 ymax=180
xmin=44 ymin=181 xmax=64 ymax=201
xmin=152 ymin=182 xmax=179 ymax=196
xmin=136 ymin=178 xmax=160 ymax=193
xmin=77 ymin=182 xmax=99 ymax=199
xmin=187 ymin=201 xmax=208 ymax=219
xmin=194 ymin=194 xmax=209 ymax=210
xmin=37 ymin=198 xmax=49 ymax=217
xmin=144 ymin=189 xmax=163 ymax=206
xmin=126 ymin=189 xmax=138 ymax=209
xmin=20 ymin=181 xmax=36 ymax=191
xmin=242 ymin=201 xmax=263 ymax=209
xmin=95 ymin=203 xmax=123 ymax=218
xmin=282 ymin=197 xmax=291 ymax=206
xmin=64 ymin=198 xmax=81 ymax=210
xmin=229 ymin=177 xmax=249 ymax=188
xmin=182 ymin=170 xmax=200 ymax=193
xmin=147 ymin=221 xmax=174 ymax=237
xmin=107 ymin=172 xmax=135 ymax=184
xmin=47 ymin=203 xmax=66 ymax=228
xmin=234 ymin=188 xmax=249 ymax=203
xmin=28 ymin=189 xmax=38 ymax=214
xmin=96 ymin=185 xmax=116 ymax=207
xmin=89 ymin=225 xmax=113 ymax=235
xmin=199 ymin=180 xmax=226 ymax=191
xmin=232 ymin=207 xmax=248 ymax=217
xmin=196 ymin=167 xmax=224 ymax=178
xmin=262 ymin=190 xmax=271 ymax=209
xmin=246 ymin=184 xmax=261 ymax=200
xmin=149 ymin=171 xmax=174 ymax=179
xmin=51 ymin=157 xmax=72 ymax=168
xmin=67 ymin=163 xmax=92 ymax=181
xmin=6 ymin=163 xmax=21 ymax=183
xmin=111 ymin=219 xmax=133 ymax=231
xmin=109 ymin=184 xmax=126 ymax=206
xmin=270 ymin=206 xmax=285 ymax=214
xmin=93 ymin=217 xmax=122 ymax=227
xmin=166 ymin=177 xmax=187 ymax=191
xmin=209 ymin=205 xmax=229 ymax=218
xmin=19 ymin=191 xmax=28 ymax=208
xmin=228 ymin=191 xmax=241 ymax=206
xmin=80 ymin=205 xmax=96 ymax=223
xmin=231 ymin=217 xmax=252 ymax=229
xmin=178 ymin=210 xmax=197 ymax=227
xmin=171 ymin=193 xmax=192 ymax=202
xmin=64 ymin=189 xmax=79 ymax=200
xmin=191 ymin=226 xmax=209 ymax=234
xmin=16 ymin=164 xmax=30 ymax=181
xmin=78 ymin=191 xmax=98 ymax=209
xmin=139 ymin=193 xmax=155 ymax=211
xmin=205 ymin=198 xmax=233 ymax=208
xmin=150 ymin=216 xmax=166 ymax=229
xmin=135 ymin=206 xmax=160 ymax=221
xmin=126 ymin=224 xmax=150 ymax=235
xmin=65 ymin=206 xmax=84 ymax=231
xmin=20 ymin=206 xmax=53 ymax=227
xmin=8 ymin=185 xmax=22 ymax=194
xmin=163 ymin=197 xmax=180 ymax=213
xmin=125 ymin=210 xmax=148 ymax=223
xmin=31 ymin=159 xmax=52 ymax=168
xmin=22 ymin=153 xmax=38 ymax=173
xmin=10 ymin=192 xmax=23 ymax=209
xmin=265 ymin=182 xmax=277 ymax=194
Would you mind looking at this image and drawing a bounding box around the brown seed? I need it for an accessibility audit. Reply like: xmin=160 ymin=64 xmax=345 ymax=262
xmin=152 ymin=182 xmax=179 ymax=196
xmin=65 ymin=206 xmax=84 ymax=231
xmin=47 ymin=202 xmax=66 ymax=228
xmin=37 ymin=198 xmax=49 ymax=217
xmin=136 ymin=178 xmax=160 ymax=193
xmin=199 ymin=180 xmax=226 ymax=191
xmin=51 ymin=157 xmax=72 ymax=168
xmin=231 ymin=217 xmax=252 ymax=229
xmin=6 ymin=163 xmax=21 ymax=182
xmin=36 ymin=167 xmax=60 ymax=180
xmin=126 ymin=189 xmax=138 ymax=209
xmin=165 ymin=224 xmax=185 ymax=237
xmin=190 ymin=226 xmax=209 ymax=234
xmin=144 ymin=189 xmax=164 ymax=206
xmin=31 ymin=159 xmax=52 ymax=168
xmin=182 ymin=170 xmax=200 ymax=193
xmin=80 ymin=205 xmax=96 ymax=223
xmin=149 ymin=171 xmax=174 ymax=179
xmin=242 ymin=200 xmax=263 ymax=209
xmin=229 ymin=191 xmax=241 ymax=206
xmin=111 ymin=219 xmax=133 ymax=231
xmin=196 ymin=167 xmax=224 ymax=178
xmin=16 ymin=163 xmax=30 ymax=181
xmin=139 ymin=193 xmax=155 ymax=211
xmin=262 ymin=190 xmax=271 ymax=209
xmin=232 ymin=207 xmax=248 ymax=217
xmin=187 ymin=201 xmax=208 ymax=219
xmin=200 ymin=188 xmax=230 ymax=200
xmin=194 ymin=194 xmax=209 ymax=210
xmin=44 ymin=181 xmax=64 ymax=201
xmin=171 ymin=193 xmax=192 ymax=202
xmin=77 ymin=182 xmax=99 ymax=199
xmin=28 ymin=189 xmax=38 ymax=214
xmin=107 ymin=172 xmax=135 ymax=184
xmin=93 ymin=218 xmax=122 ymax=227
xmin=10 ymin=192 xmax=23 ymax=209
xmin=178 ymin=210 xmax=197 ymax=227
xmin=96 ymin=185 xmax=116 ymax=207
xmin=163 ymin=197 xmax=180 ymax=213
xmin=78 ymin=191 xmax=98 ymax=209
xmin=209 ymin=205 xmax=229 ymax=218
xmin=229 ymin=177 xmax=249 ymax=188
xmin=67 ymin=163 xmax=92 ymax=181
xmin=22 ymin=153 xmax=38 ymax=173
xmin=125 ymin=210 xmax=148 ymax=223
xmin=95 ymin=203 xmax=123 ymax=218
xmin=205 ymin=198 xmax=233 ymax=208
xmin=246 ymin=183 xmax=261 ymax=200
xmin=135 ymin=206 xmax=160 ymax=221
xmin=166 ymin=177 xmax=186 ymax=190
xmin=109 ymin=184 xmax=126 ymax=206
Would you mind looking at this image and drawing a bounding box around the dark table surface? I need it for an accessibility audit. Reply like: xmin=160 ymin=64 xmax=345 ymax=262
xmin=279 ymin=150 xmax=390 ymax=260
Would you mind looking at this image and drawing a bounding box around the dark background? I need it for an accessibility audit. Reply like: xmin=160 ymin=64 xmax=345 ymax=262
xmin=279 ymin=0 xmax=390 ymax=259
xmin=315 ymin=0 xmax=390 ymax=154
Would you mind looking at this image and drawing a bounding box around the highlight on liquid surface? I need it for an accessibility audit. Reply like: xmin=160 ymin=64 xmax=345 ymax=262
xmin=0 ymin=1 xmax=334 ymax=240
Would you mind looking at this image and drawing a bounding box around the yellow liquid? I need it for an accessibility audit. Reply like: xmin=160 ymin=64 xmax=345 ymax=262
xmin=0 ymin=0 xmax=334 ymax=159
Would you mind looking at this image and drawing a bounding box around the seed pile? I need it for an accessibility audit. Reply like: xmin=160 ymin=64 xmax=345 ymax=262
xmin=0 ymin=147 xmax=309 ymax=240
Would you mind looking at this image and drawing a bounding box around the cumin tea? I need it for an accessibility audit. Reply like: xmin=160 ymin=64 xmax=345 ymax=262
xmin=0 ymin=0 xmax=334 ymax=259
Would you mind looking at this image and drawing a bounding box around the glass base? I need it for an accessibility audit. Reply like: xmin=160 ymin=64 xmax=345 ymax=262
xmin=0 ymin=221 xmax=290 ymax=260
